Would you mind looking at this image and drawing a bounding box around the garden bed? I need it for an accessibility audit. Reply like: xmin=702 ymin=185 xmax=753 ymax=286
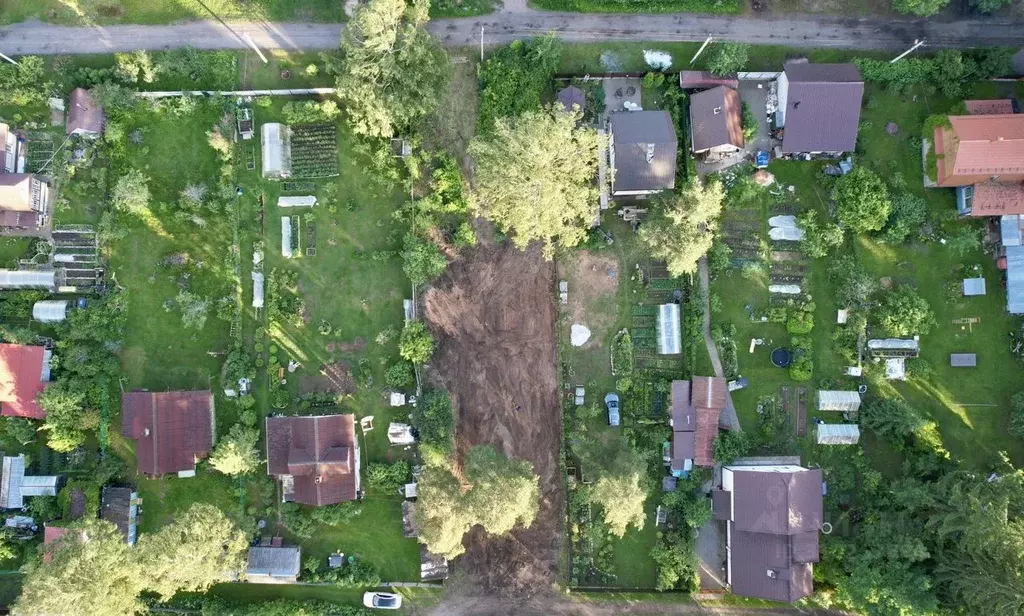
xmin=289 ymin=124 xmax=339 ymax=178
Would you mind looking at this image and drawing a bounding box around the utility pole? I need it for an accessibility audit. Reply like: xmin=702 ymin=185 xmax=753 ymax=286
xmin=480 ymin=27 xmax=484 ymax=62
xmin=890 ymin=39 xmax=925 ymax=64
xmin=0 ymin=52 xmax=18 ymax=66
xmin=690 ymin=35 xmax=713 ymax=66
xmin=243 ymin=33 xmax=269 ymax=64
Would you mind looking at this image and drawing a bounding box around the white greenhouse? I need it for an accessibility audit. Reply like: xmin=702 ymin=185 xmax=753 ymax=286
xmin=817 ymin=390 xmax=862 ymax=412
xmin=251 ymin=272 xmax=264 ymax=309
xmin=281 ymin=217 xmax=293 ymax=259
xmin=657 ymin=303 xmax=681 ymax=355
xmin=261 ymin=123 xmax=291 ymax=179
xmin=0 ymin=270 xmax=57 ymax=290
xmin=278 ymin=196 xmax=317 ymax=208
xmin=817 ymin=423 xmax=860 ymax=445
xmin=32 ymin=300 xmax=69 ymax=323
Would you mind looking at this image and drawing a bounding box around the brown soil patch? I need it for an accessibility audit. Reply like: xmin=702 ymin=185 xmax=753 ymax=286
xmin=326 ymin=337 xmax=365 ymax=354
xmin=299 ymin=361 xmax=355 ymax=395
xmin=557 ymin=251 xmax=619 ymax=349
xmin=425 ymin=242 xmax=562 ymax=596
xmin=69 ymin=488 xmax=86 ymax=519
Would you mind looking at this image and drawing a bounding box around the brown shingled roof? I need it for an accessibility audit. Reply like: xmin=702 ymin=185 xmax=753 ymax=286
xmin=266 ymin=415 xmax=358 ymax=506
xmin=67 ymin=88 xmax=105 ymax=136
xmin=121 ymin=391 xmax=215 ymax=476
xmin=670 ymin=380 xmax=695 ymax=430
xmin=690 ymin=86 xmax=743 ymax=153
xmin=691 ymin=376 xmax=727 ymax=410
xmin=694 ymin=407 xmax=718 ymax=467
xmin=730 ymin=468 xmax=823 ymax=534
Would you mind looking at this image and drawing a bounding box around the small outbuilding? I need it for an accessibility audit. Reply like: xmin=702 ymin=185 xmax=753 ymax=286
xmin=556 ymin=86 xmax=586 ymax=113
xmin=962 ymin=277 xmax=986 ymax=296
xmin=67 ymin=88 xmax=105 ymax=137
xmin=689 ymin=86 xmax=743 ymax=154
xmin=421 ymin=545 xmax=449 ymax=581
xmin=950 ymin=353 xmax=977 ymax=367
xmin=32 ymin=300 xmax=69 ymax=323
xmin=246 ymin=545 xmax=301 ymax=584
xmin=816 ymin=390 xmax=862 ymax=412
xmin=816 ymin=423 xmax=860 ymax=445
xmin=657 ymin=303 xmax=681 ymax=355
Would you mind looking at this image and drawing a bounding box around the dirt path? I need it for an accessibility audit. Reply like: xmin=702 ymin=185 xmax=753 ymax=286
xmin=2 ymin=15 xmax=1024 ymax=55
xmin=698 ymin=257 xmax=741 ymax=431
xmin=424 ymin=241 xmax=563 ymax=595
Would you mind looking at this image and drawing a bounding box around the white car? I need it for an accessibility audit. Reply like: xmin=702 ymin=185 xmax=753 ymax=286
xmin=363 ymin=591 xmax=402 ymax=610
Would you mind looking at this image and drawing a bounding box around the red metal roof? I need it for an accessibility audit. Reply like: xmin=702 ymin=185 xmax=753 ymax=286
xmin=42 ymin=525 xmax=68 ymax=563
xmin=67 ymin=88 xmax=105 ymax=135
xmin=121 ymin=391 xmax=214 ymax=476
xmin=938 ymin=115 xmax=1024 ymax=186
xmin=678 ymin=70 xmax=739 ymax=90
xmin=694 ymin=407 xmax=718 ymax=467
xmin=691 ymin=376 xmax=728 ymax=410
xmin=266 ymin=415 xmax=358 ymax=506
xmin=0 ymin=343 xmax=49 ymax=419
xmin=965 ymin=99 xmax=1014 ymax=115
xmin=969 ymin=182 xmax=1024 ymax=216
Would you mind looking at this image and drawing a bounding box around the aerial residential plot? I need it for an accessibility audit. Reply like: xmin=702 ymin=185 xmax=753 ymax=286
xmin=0 ymin=0 xmax=1023 ymax=614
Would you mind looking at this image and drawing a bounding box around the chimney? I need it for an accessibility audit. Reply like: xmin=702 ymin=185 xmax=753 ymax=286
xmin=645 ymin=143 xmax=655 ymax=164
xmin=793 ymin=101 xmax=801 ymax=109
xmin=143 ymin=428 xmax=150 ymax=437
xmin=713 ymin=107 xmax=722 ymax=115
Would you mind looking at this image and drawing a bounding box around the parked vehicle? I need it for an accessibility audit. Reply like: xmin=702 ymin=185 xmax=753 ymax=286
xmin=363 ymin=592 xmax=402 ymax=610
xmin=605 ymin=392 xmax=620 ymax=427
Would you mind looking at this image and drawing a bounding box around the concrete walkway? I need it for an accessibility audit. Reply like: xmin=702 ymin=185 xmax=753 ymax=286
xmin=1 ymin=14 xmax=1024 ymax=55
xmin=698 ymin=256 xmax=741 ymax=431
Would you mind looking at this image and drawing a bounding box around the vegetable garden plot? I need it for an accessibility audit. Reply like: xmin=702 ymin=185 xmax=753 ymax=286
xmin=289 ymin=124 xmax=339 ymax=178
xmin=25 ymin=134 xmax=54 ymax=173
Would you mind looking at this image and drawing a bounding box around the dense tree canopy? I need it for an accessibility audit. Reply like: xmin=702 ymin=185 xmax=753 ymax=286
xmin=416 ymin=445 xmax=540 ymax=558
xmin=589 ymin=446 xmax=647 ymax=537
xmin=14 ymin=520 xmax=145 ymax=616
xmin=327 ymin=0 xmax=451 ymax=138
xmin=876 ymin=285 xmax=936 ymax=336
xmin=892 ymin=0 xmax=949 ymax=16
xmin=208 ymin=424 xmax=261 ymax=476
xmin=399 ymin=320 xmax=435 ymax=364
xmin=38 ymin=382 xmax=95 ymax=453
xmin=137 ymin=503 xmax=249 ymax=600
xmin=798 ymin=210 xmax=845 ymax=258
xmin=111 ymin=169 xmax=151 ymax=215
xmin=706 ymin=42 xmax=750 ymax=76
xmin=834 ymin=167 xmax=891 ymax=233
xmin=638 ymin=179 xmax=724 ymax=277
xmin=469 ymin=107 xmax=598 ymax=258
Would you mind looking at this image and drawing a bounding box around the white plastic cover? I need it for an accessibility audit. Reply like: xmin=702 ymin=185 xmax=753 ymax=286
xmin=32 ymin=300 xmax=68 ymax=323
xmin=657 ymin=303 xmax=681 ymax=355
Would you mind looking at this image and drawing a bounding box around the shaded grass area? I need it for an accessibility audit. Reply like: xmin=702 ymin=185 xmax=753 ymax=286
xmin=558 ymin=42 xmax=892 ymax=75
xmin=0 ymin=238 xmax=31 ymax=269
xmin=286 ymin=490 xmax=422 ymax=581
xmin=136 ymin=470 xmax=242 ymax=533
xmin=0 ymin=0 xmax=349 ymax=26
xmin=205 ymin=583 xmax=442 ymax=609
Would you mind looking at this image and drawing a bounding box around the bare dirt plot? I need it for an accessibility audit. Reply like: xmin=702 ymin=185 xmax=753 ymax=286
xmin=557 ymin=250 xmax=620 ymax=350
xmin=425 ymin=241 xmax=563 ymax=596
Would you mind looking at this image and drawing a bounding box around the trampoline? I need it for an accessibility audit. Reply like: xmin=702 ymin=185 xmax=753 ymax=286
xmin=771 ymin=347 xmax=792 ymax=368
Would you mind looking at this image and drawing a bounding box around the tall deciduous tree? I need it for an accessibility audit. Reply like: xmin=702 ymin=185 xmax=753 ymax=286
xmin=638 ymin=179 xmax=725 ymax=277
xmin=208 ymin=424 xmax=261 ymax=476
xmin=38 ymin=382 xmax=95 ymax=453
xmin=137 ymin=503 xmax=249 ymax=600
xmin=469 ymin=107 xmax=598 ymax=258
xmin=327 ymin=0 xmax=451 ymax=138
xmin=590 ymin=447 xmax=647 ymax=537
xmin=111 ymin=169 xmax=151 ymax=215
xmin=876 ymin=285 xmax=936 ymax=336
xmin=833 ymin=167 xmax=891 ymax=233
xmin=14 ymin=520 xmax=146 ymax=616
xmin=862 ymin=398 xmax=926 ymax=445
xmin=416 ymin=445 xmax=540 ymax=558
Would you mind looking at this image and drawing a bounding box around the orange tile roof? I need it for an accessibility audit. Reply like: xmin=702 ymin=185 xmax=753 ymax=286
xmin=970 ymin=182 xmax=1024 ymax=217
xmin=0 ymin=344 xmax=48 ymax=419
xmin=946 ymin=115 xmax=1024 ymax=177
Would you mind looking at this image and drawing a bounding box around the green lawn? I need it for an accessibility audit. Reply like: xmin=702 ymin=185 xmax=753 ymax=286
xmin=0 ymin=0 xmax=349 ymax=26
xmin=205 ymin=583 xmax=442 ymax=611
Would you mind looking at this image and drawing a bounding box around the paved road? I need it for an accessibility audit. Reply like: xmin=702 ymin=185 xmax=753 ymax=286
xmin=1 ymin=13 xmax=1023 ymax=55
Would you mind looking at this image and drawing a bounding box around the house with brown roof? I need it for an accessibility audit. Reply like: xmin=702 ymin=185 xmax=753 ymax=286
xmin=713 ymin=464 xmax=824 ymax=602
xmin=266 ymin=414 xmax=361 ymax=506
xmin=775 ymin=62 xmax=864 ymax=155
xmin=678 ymin=71 xmax=739 ymax=91
xmin=609 ymin=111 xmax=677 ymax=197
xmin=0 ymin=343 xmax=52 ymax=419
xmin=556 ymin=86 xmax=586 ymax=113
xmin=668 ymin=377 xmax=724 ymax=475
xmin=67 ymin=88 xmax=105 ymax=138
xmin=121 ymin=391 xmax=215 ymax=477
xmin=965 ymin=99 xmax=1015 ymax=115
xmin=689 ymin=86 xmax=743 ymax=155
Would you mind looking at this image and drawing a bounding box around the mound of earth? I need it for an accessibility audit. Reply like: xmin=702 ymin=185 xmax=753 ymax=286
xmin=425 ymin=241 xmax=562 ymax=596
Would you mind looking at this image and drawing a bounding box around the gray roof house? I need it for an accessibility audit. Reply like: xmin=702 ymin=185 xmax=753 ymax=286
xmin=713 ymin=464 xmax=824 ymax=602
xmin=246 ymin=545 xmax=302 ymax=584
xmin=776 ymin=62 xmax=864 ymax=154
xmin=609 ymin=111 xmax=677 ymax=197
xmin=690 ymin=86 xmax=743 ymax=154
